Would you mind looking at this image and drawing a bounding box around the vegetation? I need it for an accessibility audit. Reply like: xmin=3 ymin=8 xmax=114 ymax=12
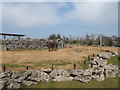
xmin=107 ymin=56 xmax=120 ymax=65
xmin=48 ymin=33 xmax=120 ymax=47
xmin=20 ymin=78 xmax=119 ymax=88
xmin=19 ymin=55 xmax=119 ymax=88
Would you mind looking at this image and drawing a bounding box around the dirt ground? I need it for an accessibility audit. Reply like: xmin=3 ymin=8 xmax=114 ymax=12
xmin=0 ymin=45 xmax=119 ymax=71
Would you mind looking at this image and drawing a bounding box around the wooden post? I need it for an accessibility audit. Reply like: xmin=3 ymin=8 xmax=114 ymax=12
xmin=3 ymin=66 xmax=6 ymax=72
xmin=52 ymin=64 xmax=54 ymax=70
xmin=88 ymin=55 xmax=90 ymax=60
xmin=73 ymin=64 xmax=76 ymax=69
xmin=84 ymin=60 xmax=87 ymax=65
xmin=26 ymin=66 xmax=29 ymax=70
xmin=93 ymin=54 xmax=95 ymax=57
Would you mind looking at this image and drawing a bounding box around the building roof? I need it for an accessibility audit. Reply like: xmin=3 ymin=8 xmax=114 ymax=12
xmin=0 ymin=33 xmax=25 ymax=37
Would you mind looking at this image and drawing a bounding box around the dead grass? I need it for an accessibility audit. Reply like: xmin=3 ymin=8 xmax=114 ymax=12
xmin=1 ymin=45 xmax=118 ymax=71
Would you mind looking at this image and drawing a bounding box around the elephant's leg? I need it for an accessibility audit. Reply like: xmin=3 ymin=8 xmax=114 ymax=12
xmin=48 ymin=47 xmax=50 ymax=52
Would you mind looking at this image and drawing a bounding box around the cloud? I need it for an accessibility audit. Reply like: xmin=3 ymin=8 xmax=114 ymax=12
xmin=64 ymin=2 xmax=118 ymax=25
xmin=2 ymin=2 xmax=118 ymax=29
xmin=2 ymin=2 xmax=65 ymax=28
xmin=0 ymin=3 xmax=2 ymax=32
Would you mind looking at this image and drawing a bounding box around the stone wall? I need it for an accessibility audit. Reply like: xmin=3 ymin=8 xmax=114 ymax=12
xmin=1 ymin=39 xmax=64 ymax=50
xmin=0 ymin=51 xmax=119 ymax=89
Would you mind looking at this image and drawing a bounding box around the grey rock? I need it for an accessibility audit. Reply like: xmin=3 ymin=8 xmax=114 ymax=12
xmin=49 ymin=69 xmax=58 ymax=78
xmin=11 ymin=71 xmax=21 ymax=79
xmin=0 ymin=73 xmax=6 ymax=78
xmin=57 ymin=69 xmax=70 ymax=77
xmin=53 ymin=76 xmax=73 ymax=82
xmin=0 ymin=71 xmax=12 ymax=78
xmin=40 ymin=72 xmax=51 ymax=82
xmin=27 ymin=70 xmax=41 ymax=82
xmin=7 ymin=83 xmax=21 ymax=89
xmin=92 ymin=74 xmax=105 ymax=82
xmin=104 ymin=64 xmax=118 ymax=77
xmin=74 ymin=75 xmax=92 ymax=83
xmin=41 ymin=69 xmax=52 ymax=74
xmin=0 ymin=79 xmax=5 ymax=90
xmin=105 ymin=69 xmax=116 ymax=78
xmin=111 ymin=51 xmax=118 ymax=56
xmin=75 ymin=48 xmax=81 ymax=52
xmin=83 ymin=69 xmax=92 ymax=76
xmin=90 ymin=57 xmax=107 ymax=68
xmin=22 ymin=80 xmax=37 ymax=86
xmin=69 ymin=70 xmax=83 ymax=76
xmin=98 ymin=52 xmax=112 ymax=59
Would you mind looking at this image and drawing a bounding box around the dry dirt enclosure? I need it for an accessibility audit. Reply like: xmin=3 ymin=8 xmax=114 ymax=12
xmin=1 ymin=45 xmax=119 ymax=71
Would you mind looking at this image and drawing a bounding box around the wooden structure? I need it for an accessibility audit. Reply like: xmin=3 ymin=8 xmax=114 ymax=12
xmin=0 ymin=33 xmax=25 ymax=50
xmin=0 ymin=33 xmax=25 ymax=40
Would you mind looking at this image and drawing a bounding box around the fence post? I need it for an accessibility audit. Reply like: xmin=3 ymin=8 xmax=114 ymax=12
xmin=88 ymin=55 xmax=90 ymax=60
xmin=84 ymin=60 xmax=87 ymax=65
xmin=73 ymin=64 xmax=76 ymax=69
xmin=93 ymin=53 xmax=95 ymax=57
xmin=26 ymin=66 xmax=29 ymax=70
xmin=3 ymin=66 xmax=6 ymax=72
xmin=52 ymin=64 xmax=54 ymax=70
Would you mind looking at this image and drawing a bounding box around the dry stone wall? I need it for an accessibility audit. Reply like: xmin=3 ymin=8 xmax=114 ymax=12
xmin=0 ymin=51 xmax=119 ymax=89
xmin=1 ymin=39 xmax=64 ymax=50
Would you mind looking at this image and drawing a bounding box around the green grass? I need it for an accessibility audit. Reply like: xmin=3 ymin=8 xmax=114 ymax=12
xmin=20 ymin=77 xmax=119 ymax=88
xmin=1 ymin=64 xmax=27 ymax=68
xmin=27 ymin=60 xmax=72 ymax=67
xmin=107 ymin=56 xmax=120 ymax=65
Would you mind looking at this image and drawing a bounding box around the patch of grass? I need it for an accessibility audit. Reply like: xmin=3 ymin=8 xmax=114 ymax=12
xmin=80 ymin=60 xmax=90 ymax=70
xmin=54 ymin=61 xmax=72 ymax=66
xmin=32 ymin=60 xmax=72 ymax=67
xmin=107 ymin=56 xmax=120 ymax=65
xmin=20 ymin=77 xmax=119 ymax=88
xmin=1 ymin=64 xmax=26 ymax=68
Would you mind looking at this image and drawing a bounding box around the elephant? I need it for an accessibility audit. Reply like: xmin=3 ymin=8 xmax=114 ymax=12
xmin=47 ymin=41 xmax=58 ymax=52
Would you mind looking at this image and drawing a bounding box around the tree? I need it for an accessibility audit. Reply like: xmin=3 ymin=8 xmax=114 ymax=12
xmin=48 ymin=34 xmax=57 ymax=40
xmin=57 ymin=34 xmax=61 ymax=39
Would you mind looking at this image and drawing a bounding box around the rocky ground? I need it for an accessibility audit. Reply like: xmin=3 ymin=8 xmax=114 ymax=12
xmin=0 ymin=51 xmax=119 ymax=89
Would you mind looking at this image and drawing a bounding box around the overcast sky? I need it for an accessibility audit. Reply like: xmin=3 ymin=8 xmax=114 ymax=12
xmin=1 ymin=1 xmax=118 ymax=38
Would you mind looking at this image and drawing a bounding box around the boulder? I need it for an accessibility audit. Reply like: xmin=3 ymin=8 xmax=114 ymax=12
xmin=40 ymin=72 xmax=51 ymax=82
xmin=41 ymin=69 xmax=52 ymax=74
xmin=104 ymin=64 xmax=118 ymax=78
xmin=49 ymin=69 xmax=58 ymax=78
xmin=111 ymin=51 xmax=118 ymax=56
xmin=69 ymin=70 xmax=83 ymax=77
xmin=90 ymin=58 xmax=107 ymax=68
xmin=27 ymin=70 xmax=41 ymax=82
xmin=104 ymin=69 xmax=116 ymax=78
xmin=91 ymin=67 xmax=105 ymax=81
xmin=92 ymin=74 xmax=105 ymax=82
xmin=0 ymin=79 xmax=5 ymax=90
xmin=0 ymin=71 xmax=12 ymax=78
xmin=7 ymin=83 xmax=21 ymax=89
xmin=0 ymin=73 xmax=6 ymax=78
xmin=74 ymin=75 xmax=92 ymax=83
xmin=57 ymin=69 xmax=70 ymax=77
xmin=53 ymin=76 xmax=73 ymax=82
xmin=22 ymin=80 xmax=37 ymax=86
xmin=74 ymin=69 xmax=92 ymax=83
xmin=75 ymin=48 xmax=81 ymax=52
xmin=11 ymin=71 xmax=21 ymax=79
xmin=98 ymin=52 xmax=112 ymax=59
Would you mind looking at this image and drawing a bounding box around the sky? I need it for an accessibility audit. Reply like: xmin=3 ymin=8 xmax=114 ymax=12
xmin=1 ymin=1 xmax=119 ymax=39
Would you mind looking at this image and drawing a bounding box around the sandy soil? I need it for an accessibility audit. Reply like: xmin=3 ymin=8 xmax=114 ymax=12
xmin=0 ymin=45 xmax=118 ymax=71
